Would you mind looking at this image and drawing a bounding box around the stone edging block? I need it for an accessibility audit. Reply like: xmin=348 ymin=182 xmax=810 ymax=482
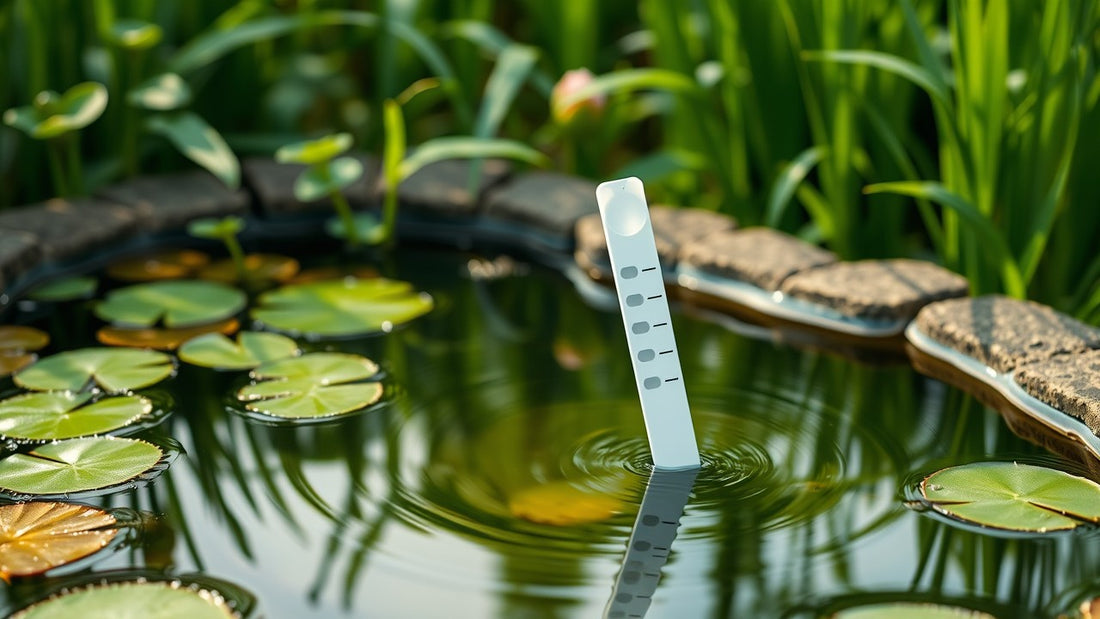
xmin=679 ymin=227 xmax=837 ymax=291
xmin=96 ymin=170 xmax=249 ymax=232
xmin=243 ymin=153 xmax=380 ymax=216
xmin=576 ymin=206 xmax=736 ymax=273
xmin=1015 ymin=351 xmax=1100 ymax=433
xmin=377 ymin=159 xmax=511 ymax=217
xmin=0 ymin=198 xmax=138 ymax=262
xmin=483 ymin=172 xmax=598 ymax=248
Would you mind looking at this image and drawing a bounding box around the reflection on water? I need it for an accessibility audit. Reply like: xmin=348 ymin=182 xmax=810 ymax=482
xmin=5 ymin=247 xmax=1100 ymax=617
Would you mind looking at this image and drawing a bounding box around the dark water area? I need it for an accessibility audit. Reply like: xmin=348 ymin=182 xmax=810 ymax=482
xmin=2 ymin=245 xmax=1099 ymax=618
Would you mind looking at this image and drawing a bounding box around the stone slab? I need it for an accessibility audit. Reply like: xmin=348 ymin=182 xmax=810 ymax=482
xmin=483 ymin=172 xmax=598 ymax=244
xmin=576 ymin=206 xmax=737 ymax=270
xmin=0 ymin=230 xmax=42 ymax=293
xmin=382 ymin=159 xmax=511 ymax=217
xmin=96 ymin=170 xmax=249 ymax=232
xmin=243 ymin=153 xmax=380 ymax=216
xmin=779 ymin=259 xmax=969 ymax=321
xmin=679 ymin=227 xmax=837 ymax=290
xmin=913 ymin=295 xmax=1100 ymax=374
xmin=0 ymin=198 xmax=138 ymax=262
xmin=1015 ymin=350 xmax=1100 ymax=433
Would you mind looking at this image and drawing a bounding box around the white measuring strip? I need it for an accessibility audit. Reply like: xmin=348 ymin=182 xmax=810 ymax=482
xmin=596 ymin=178 xmax=700 ymax=470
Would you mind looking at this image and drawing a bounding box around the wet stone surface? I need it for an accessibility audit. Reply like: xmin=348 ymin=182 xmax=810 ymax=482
xmin=0 ymin=198 xmax=138 ymax=261
xmin=382 ymin=159 xmax=511 ymax=217
xmin=914 ymin=295 xmax=1100 ymax=374
xmin=779 ymin=259 xmax=970 ymax=321
xmin=97 ymin=171 xmax=249 ymax=232
xmin=0 ymin=230 xmax=41 ymax=292
xmin=1015 ymin=351 xmax=1100 ymax=434
xmin=679 ymin=227 xmax=837 ymax=291
xmin=243 ymin=154 xmax=380 ymax=215
xmin=575 ymin=206 xmax=736 ymax=272
xmin=483 ymin=172 xmax=598 ymax=247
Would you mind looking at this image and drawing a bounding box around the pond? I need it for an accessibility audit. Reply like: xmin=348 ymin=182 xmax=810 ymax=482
xmin=1 ymin=242 xmax=1098 ymax=618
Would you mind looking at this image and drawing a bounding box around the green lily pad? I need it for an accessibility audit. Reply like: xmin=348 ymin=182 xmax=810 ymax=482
xmin=95 ymin=280 xmax=246 ymax=328
xmin=109 ymin=19 xmax=163 ymax=50
xmin=127 ymin=72 xmax=192 ymax=110
xmin=0 ymin=437 xmax=164 ymax=496
xmin=237 ymin=352 xmax=383 ymax=419
xmin=920 ymin=462 xmax=1100 ymax=532
xmin=293 ymin=156 xmax=363 ymax=202
xmin=324 ymin=212 xmax=386 ymax=244
xmin=0 ymin=392 xmax=151 ymax=441
xmin=14 ymin=348 xmax=174 ymax=393
xmin=187 ymin=215 xmax=244 ymax=240
xmin=179 ymin=331 xmax=300 ymax=370
xmin=275 ymin=132 xmax=353 ymax=165
xmin=3 ymin=82 xmax=108 ymax=140
xmin=834 ymin=602 xmax=994 ymax=618
xmin=252 ymin=277 xmax=433 ymax=338
xmin=9 ymin=581 xmax=236 ymax=619
xmin=28 ymin=276 xmax=98 ymax=302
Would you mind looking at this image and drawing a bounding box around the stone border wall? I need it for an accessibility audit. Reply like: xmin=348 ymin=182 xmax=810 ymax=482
xmin=2 ymin=162 xmax=1099 ymax=465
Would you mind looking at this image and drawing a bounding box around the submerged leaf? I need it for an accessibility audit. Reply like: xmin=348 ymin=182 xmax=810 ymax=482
xmin=14 ymin=348 xmax=174 ymax=393
xmin=95 ymin=280 xmax=246 ymax=329
xmin=97 ymin=319 xmax=239 ymax=351
xmin=0 ymin=437 xmax=164 ymax=496
xmin=179 ymin=331 xmax=299 ymax=370
xmin=9 ymin=580 xmax=236 ymax=618
xmin=0 ymin=392 xmax=151 ymax=441
xmin=252 ymin=277 xmax=433 ymax=338
xmin=509 ymin=481 xmax=623 ymax=526
xmin=920 ymin=462 xmax=1100 ymax=532
xmin=106 ymin=249 xmax=211 ymax=282
xmin=27 ymin=277 xmax=98 ymax=302
xmin=0 ymin=502 xmax=118 ymax=580
xmin=237 ymin=352 xmax=382 ymax=419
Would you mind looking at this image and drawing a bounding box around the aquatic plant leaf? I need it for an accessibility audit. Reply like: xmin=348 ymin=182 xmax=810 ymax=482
xmin=97 ymin=318 xmax=239 ymax=351
xmin=324 ymin=213 xmax=386 ymax=244
xmin=0 ymin=437 xmax=163 ymax=496
xmin=109 ymin=19 xmax=163 ymax=50
xmin=14 ymin=348 xmax=174 ymax=393
xmin=9 ymin=581 xmax=236 ymax=618
xmin=920 ymin=462 xmax=1100 ymax=532
xmin=252 ymin=277 xmax=433 ymax=337
xmin=27 ymin=276 xmax=98 ymax=302
xmin=0 ymin=392 xmax=150 ymax=441
xmin=509 ymin=481 xmax=623 ymax=526
xmin=398 ymin=137 xmax=549 ymax=180
xmin=4 ymin=82 xmax=108 ymax=140
xmin=286 ymin=265 xmax=379 ymax=284
xmin=0 ymin=327 xmax=49 ymax=354
xmin=293 ymin=156 xmax=363 ymax=202
xmin=0 ymin=355 xmax=36 ymax=379
xmin=237 ymin=352 xmax=382 ymax=418
xmin=834 ymin=602 xmax=994 ymax=618
xmin=0 ymin=502 xmax=118 ymax=580
xmin=106 ymin=249 xmax=210 ymax=282
xmin=275 ymin=132 xmax=352 ymax=165
xmin=196 ymin=254 xmax=299 ymax=285
xmin=179 ymin=332 xmax=299 ymax=370
xmin=147 ymin=112 xmax=240 ymax=189
xmin=127 ymin=73 xmax=192 ymax=110
xmin=95 ymin=280 xmax=246 ymax=328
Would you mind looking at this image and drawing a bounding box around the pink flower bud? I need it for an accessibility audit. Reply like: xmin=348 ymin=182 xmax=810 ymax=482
xmin=551 ymin=68 xmax=606 ymax=124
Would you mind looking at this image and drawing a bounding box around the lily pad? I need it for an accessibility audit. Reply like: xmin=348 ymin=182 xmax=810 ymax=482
xmin=237 ymin=352 xmax=383 ymax=419
xmin=0 ymin=327 xmax=49 ymax=376
xmin=509 ymin=481 xmax=624 ymax=526
xmin=0 ymin=392 xmax=151 ymax=441
xmin=179 ymin=331 xmax=299 ymax=370
xmin=127 ymin=72 xmax=191 ymax=111
xmin=834 ymin=602 xmax=994 ymax=618
xmin=252 ymin=277 xmax=433 ymax=338
xmin=196 ymin=254 xmax=300 ymax=285
xmin=0 ymin=437 xmax=164 ymax=496
xmin=0 ymin=502 xmax=119 ymax=580
xmin=27 ymin=276 xmax=98 ymax=302
xmin=919 ymin=462 xmax=1100 ymax=532
xmin=14 ymin=348 xmax=174 ymax=393
xmin=287 ymin=265 xmax=379 ymax=284
xmin=106 ymin=249 xmax=210 ymax=282
xmin=97 ymin=318 xmax=239 ymax=351
xmin=275 ymin=132 xmax=353 ymax=165
xmin=3 ymin=82 xmax=108 ymax=140
xmin=95 ymin=280 xmax=246 ymax=328
xmin=293 ymin=156 xmax=363 ymax=202
xmin=9 ymin=580 xmax=236 ymax=619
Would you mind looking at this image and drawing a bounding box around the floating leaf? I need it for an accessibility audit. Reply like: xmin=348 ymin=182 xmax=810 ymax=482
xmin=196 ymin=254 xmax=299 ymax=285
xmin=293 ymin=156 xmax=363 ymax=202
xmin=275 ymin=132 xmax=353 ymax=165
xmin=509 ymin=481 xmax=623 ymax=526
xmin=27 ymin=277 xmax=98 ymax=302
xmin=106 ymin=249 xmax=210 ymax=282
xmin=95 ymin=280 xmax=246 ymax=329
xmin=126 ymin=73 xmax=192 ymax=111
xmin=237 ymin=352 xmax=382 ymax=419
xmin=0 ymin=502 xmax=118 ymax=580
xmin=920 ymin=462 xmax=1100 ymax=532
xmin=97 ymin=318 xmax=239 ymax=351
xmin=0 ymin=437 xmax=164 ymax=496
xmin=147 ymin=112 xmax=240 ymax=189
xmin=3 ymin=82 xmax=108 ymax=140
xmin=179 ymin=332 xmax=299 ymax=370
xmin=0 ymin=327 xmax=49 ymax=354
xmin=15 ymin=348 xmax=174 ymax=393
xmin=252 ymin=277 xmax=433 ymax=338
xmin=0 ymin=355 xmax=36 ymax=379
xmin=9 ymin=580 xmax=236 ymax=618
xmin=0 ymin=392 xmax=151 ymax=441
xmin=834 ymin=602 xmax=994 ymax=618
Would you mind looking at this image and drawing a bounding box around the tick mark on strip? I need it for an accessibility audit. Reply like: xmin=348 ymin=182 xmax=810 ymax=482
xmin=659 ymin=349 xmax=673 ymax=355
xmin=665 ymin=377 xmax=679 ymax=383
xmin=653 ymin=322 xmax=668 ymax=327
xmin=641 ymin=266 xmax=657 ymax=272
xmin=647 ymin=294 xmax=663 ymax=300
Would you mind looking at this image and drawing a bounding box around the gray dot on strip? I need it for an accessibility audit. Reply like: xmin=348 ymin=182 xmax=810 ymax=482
xmin=643 ymin=377 xmax=661 ymax=389
xmin=638 ymin=349 xmax=656 ymax=362
xmin=626 ymin=293 xmax=644 ymax=307
xmin=632 ymin=322 xmax=650 ymax=334
xmin=621 ymin=266 xmax=638 ymax=279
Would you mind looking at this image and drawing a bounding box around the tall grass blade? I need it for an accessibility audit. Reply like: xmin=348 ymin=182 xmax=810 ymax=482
xmin=765 ymin=145 xmax=825 ymax=228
